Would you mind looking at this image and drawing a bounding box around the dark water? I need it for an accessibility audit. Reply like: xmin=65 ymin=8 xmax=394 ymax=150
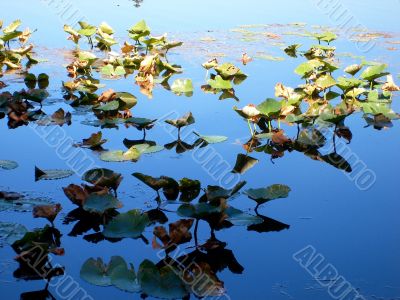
xmin=1 ymin=1 xmax=400 ymax=299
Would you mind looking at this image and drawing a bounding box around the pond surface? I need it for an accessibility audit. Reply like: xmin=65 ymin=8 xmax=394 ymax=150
xmin=1 ymin=1 xmax=400 ymax=299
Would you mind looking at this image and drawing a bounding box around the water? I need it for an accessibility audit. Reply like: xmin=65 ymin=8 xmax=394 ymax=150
xmin=1 ymin=0 xmax=400 ymax=299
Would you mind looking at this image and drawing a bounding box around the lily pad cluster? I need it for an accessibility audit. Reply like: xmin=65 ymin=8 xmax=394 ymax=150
xmin=202 ymin=59 xmax=247 ymax=101
xmin=63 ymin=20 xmax=184 ymax=101
xmin=0 ymin=20 xmax=38 ymax=73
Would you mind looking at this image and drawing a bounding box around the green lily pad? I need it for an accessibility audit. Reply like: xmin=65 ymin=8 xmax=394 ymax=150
xmin=316 ymin=74 xmax=336 ymax=90
xmin=80 ymin=256 xmax=126 ymax=287
xmin=138 ymin=259 xmax=188 ymax=299
xmin=103 ymin=210 xmax=150 ymax=239
xmin=193 ymin=132 xmax=228 ymax=145
xmin=208 ymin=75 xmax=232 ymax=90
xmin=111 ymin=262 xmax=140 ymax=292
xmin=214 ymin=63 xmax=243 ymax=78
xmin=177 ymin=203 xmax=222 ymax=219
xmin=35 ymin=166 xmax=74 ymax=181
xmin=165 ymin=112 xmax=195 ymax=128
xmin=116 ymin=92 xmax=137 ymax=110
xmin=82 ymin=168 xmax=123 ymax=191
xmin=360 ymin=64 xmax=389 ymax=81
xmin=257 ymin=98 xmax=282 ymax=117
xmin=206 ymin=181 xmax=246 ymax=201
xmin=171 ymin=79 xmax=194 ymax=96
xmin=225 ymin=207 xmax=263 ymax=226
xmin=245 ymin=184 xmax=291 ymax=205
xmin=83 ymin=194 xmax=121 ymax=214
xmin=294 ymin=59 xmax=324 ymax=77
xmin=284 ymin=44 xmax=301 ymax=57
xmin=79 ymin=131 xmax=107 ymax=148
xmin=100 ymin=146 xmax=141 ymax=162
xmin=344 ymin=64 xmax=362 ymax=76
xmin=94 ymin=100 xmax=120 ymax=111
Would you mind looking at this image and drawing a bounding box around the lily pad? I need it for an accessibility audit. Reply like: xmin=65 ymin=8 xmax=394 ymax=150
xmin=232 ymin=154 xmax=259 ymax=174
xmin=103 ymin=210 xmax=150 ymax=239
xmin=80 ymin=256 xmax=126 ymax=287
xmin=208 ymin=75 xmax=232 ymax=90
xmin=35 ymin=166 xmax=74 ymax=181
xmin=225 ymin=207 xmax=263 ymax=226
xmin=0 ymin=160 xmax=18 ymax=170
xmin=83 ymin=194 xmax=122 ymax=214
xmin=171 ymin=79 xmax=194 ymax=96
xmin=100 ymin=146 xmax=141 ymax=162
xmin=257 ymin=98 xmax=282 ymax=117
xmin=165 ymin=112 xmax=195 ymax=128
xmin=245 ymin=184 xmax=291 ymax=205
xmin=138 ymin=260 xmax=188 ymax=299
xmin=82 ymin=168 xmax=123 ymax=191
xmin=0 ymin=222 xmax=28 ymax=245
xmin=360 ymin=64 xmax=389 ymax=81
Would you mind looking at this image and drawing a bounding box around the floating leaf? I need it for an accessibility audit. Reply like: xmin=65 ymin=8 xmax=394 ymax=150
xmin=232 ymin=154 xmax=259 ymax=174
xmin=78 ymin=131 xmax=107 ymax=148
xmin=100 ymin=146 xmax=141 ymax=162
xmin=360 ymin=64 xmax=389 ymax=81
xmin=179 ymin=178 xmax=201 ymax=202
xmin=344 ymin=64 xmax=362 ymax=76
xmin=80 ymin=256 xmax=126 ymax=287
xmin=0 ymin=160 xmax=18 ymax=170
xmin=138 ymin=260 xmax=188 ymax=299
xmin=208 ymin=75 xmax=232 ymax=90
xmin=33 ymin=203 xmax=62 ymax=223
xmin=0 ymin=222 xmax=28 ymax=245
xmin=316 ymin=74 xmax=336 ymax=90
xmin=193 ymin=132 xmax=228 ymax=146
xmin=171 ymin=79 xmax=194 ymax=96
xmin=245 ymin=184 xmax=291 ymax=205
xmin=0 ymin=194 xmax=54 ymax=212
xmin=82 ymin=168 xmax=123 ymax=191
xmin=94 ymin=100 xmax=120 ymax=111
xmin=165 ymin=112 xmax=195 ymax=128
xmin=35 ymin=166 xmax=74 ymax=181
xmin=257 ymin=98 xmax=282 ymax=117
xmin=225 ymin=207 xmax=263 ymax=226
xmin=83 ymin=194 xmax=121 ymax=214
xmin=103 ymin=209 xmax=149 ymax=239
xmin=177 ymin=203 xmax=222 ymax=219
xmin=284 ymin=44 xmax=301 ymax=57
